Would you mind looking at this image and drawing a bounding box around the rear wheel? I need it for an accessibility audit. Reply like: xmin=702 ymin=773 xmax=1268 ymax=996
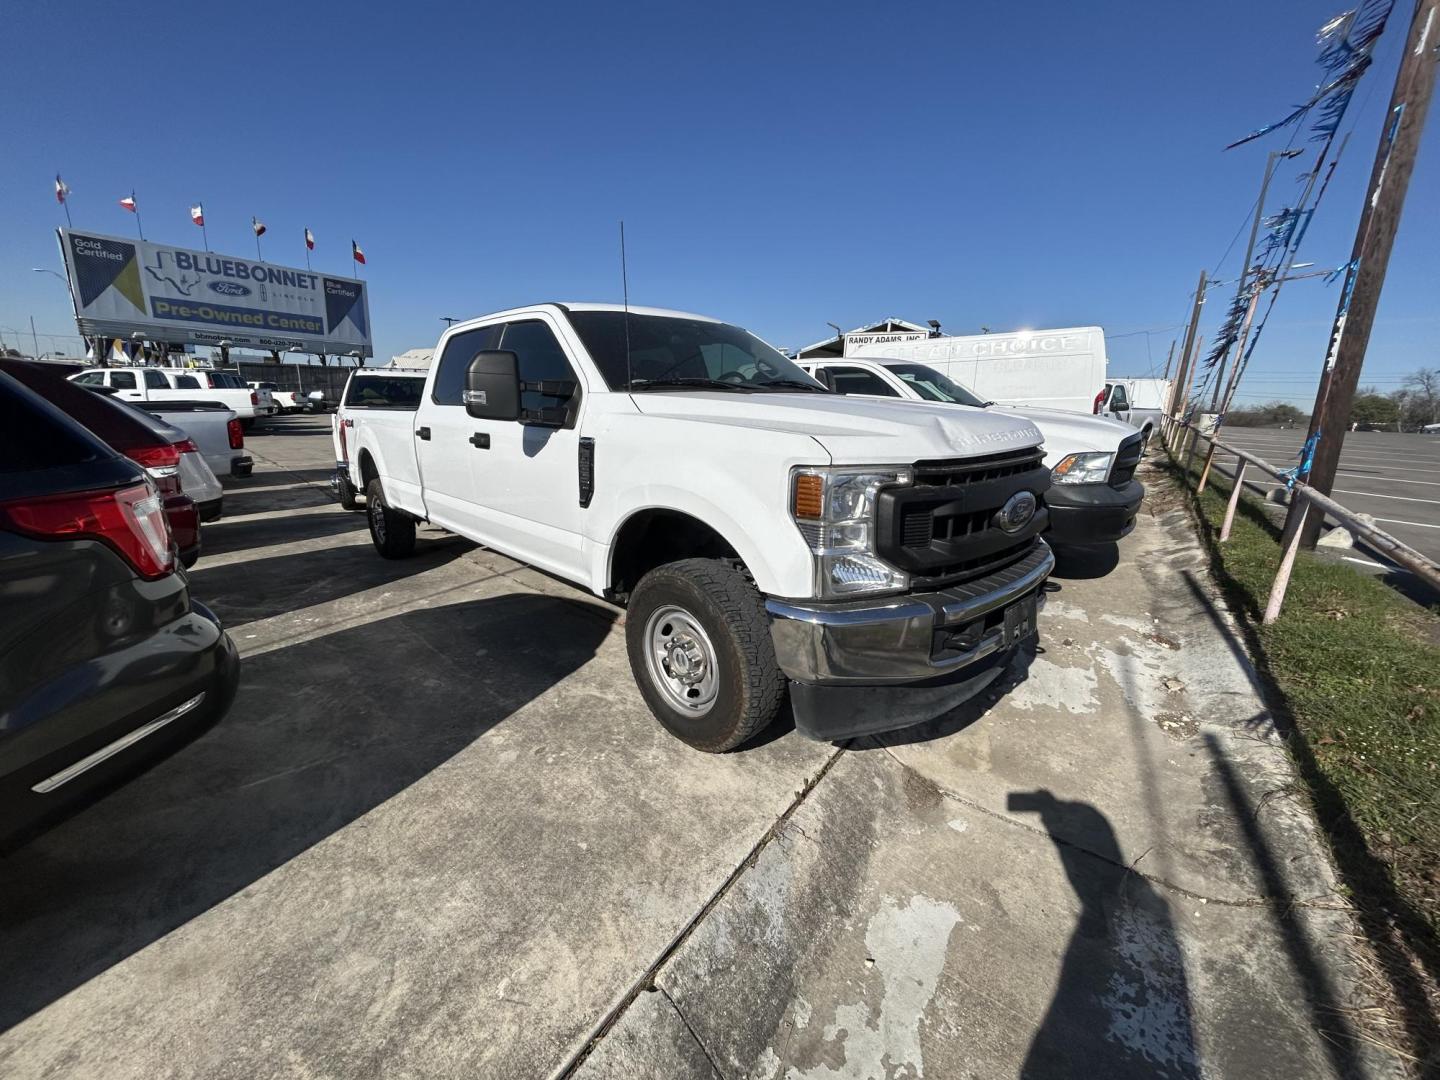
xmin=625 ymin=558 xmax=784 ymax=753
xmin=337 ymin=473 xmax=359 ymax=511
xmin=365 ymin=479 xmax=415 ymax=558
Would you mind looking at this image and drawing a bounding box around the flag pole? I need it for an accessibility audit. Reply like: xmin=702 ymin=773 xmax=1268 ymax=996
xmin=61 ymin=183 xmax=72 ymax=228
xmin=202 ymin=221 xmax=209 ymax=252
xmin=255 ymin=220 xmax=264 ymax=262
xmin=132 ymin=190 xmax=145 ymax=241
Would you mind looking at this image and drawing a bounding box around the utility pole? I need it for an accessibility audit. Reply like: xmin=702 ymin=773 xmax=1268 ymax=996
xmin=30 ymin=315 xmax=40 ymax=359
xmin=1210 ymin=148 xmax=1301 ymax=411
xmin=1284 ymin=0 xmax=1439 ymax=548
xmin=1165 ymin=270 xmax=1207 ymax=443
xmin=1161 ymin=339 xmax=1176 ymax=380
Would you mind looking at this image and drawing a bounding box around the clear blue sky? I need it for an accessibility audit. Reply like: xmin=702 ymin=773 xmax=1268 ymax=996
xmin=3 ymin=0 xmax=1435 ymax=406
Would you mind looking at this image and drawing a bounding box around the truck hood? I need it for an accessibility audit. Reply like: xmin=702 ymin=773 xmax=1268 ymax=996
xmin=629 ymin=391 xmax=1042 ymax=464
xmin=987 ymin=404 xmax=1136 ymax=457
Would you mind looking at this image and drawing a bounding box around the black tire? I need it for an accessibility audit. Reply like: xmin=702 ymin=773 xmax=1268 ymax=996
xmin=365 ymin=478 xmax=416 ymax=559
xmin=337 ymin=473 xmax=360 ymax=511
xmin=625 ymin=558 xmax=785 ymax=753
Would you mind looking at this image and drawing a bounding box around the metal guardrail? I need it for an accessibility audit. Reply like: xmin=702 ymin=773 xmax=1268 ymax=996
xmin=1160 ymin=416 xmax=1440 ymax=624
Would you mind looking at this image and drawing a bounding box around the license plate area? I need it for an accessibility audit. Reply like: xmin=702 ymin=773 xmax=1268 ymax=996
xmin=1002 ymin=592 xmax=1038 ymax=647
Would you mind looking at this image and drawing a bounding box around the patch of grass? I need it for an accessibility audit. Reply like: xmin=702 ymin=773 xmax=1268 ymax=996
xmin=1163 ymin=446 xmax=1440 ymax=1064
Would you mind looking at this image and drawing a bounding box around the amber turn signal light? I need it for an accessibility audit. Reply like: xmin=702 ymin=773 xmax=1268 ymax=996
xmin=793 ymin=474 xmax=824 ymax=518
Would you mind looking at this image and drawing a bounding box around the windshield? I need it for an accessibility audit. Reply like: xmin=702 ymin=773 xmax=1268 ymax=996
xmin=567 ymin=311 xmax=826 ymax=392
xmin=884 ymin=363 xmax=988 ymax=407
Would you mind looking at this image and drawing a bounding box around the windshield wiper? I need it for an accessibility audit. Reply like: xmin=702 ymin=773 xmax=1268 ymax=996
xmin=756 ymin=378 xmax=829 ymax=393
xmin=629 ymin=377 xmax=752 ymax=392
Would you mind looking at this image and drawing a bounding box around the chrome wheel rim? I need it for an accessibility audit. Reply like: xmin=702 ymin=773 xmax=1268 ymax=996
xmin=370 ymin=499 xmax=385 ymax=542
xmin=644 ymin=605 xmax=719 ymax=716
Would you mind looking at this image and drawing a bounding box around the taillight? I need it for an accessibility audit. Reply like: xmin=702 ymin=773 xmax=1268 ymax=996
xmin=0 ymin=482 xmax=175 ymax=579
xmin=1093 ymin=389 xmax=1105 ymax=415
xmin=126 ymin=443 xmax=183 ymax=496
xmin=250 ymin=391 xmax=258 ymax=406
xmin=174 ymin=438 xmax=199 ymax=454
xmin=338 ymin=417 xmax=348 ymax=461
xmin=227 ymin=418 xmax=244 ymax=449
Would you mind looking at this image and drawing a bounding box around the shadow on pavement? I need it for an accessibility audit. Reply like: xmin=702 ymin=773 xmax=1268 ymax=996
xmin=188 ymin=532 xmax=474 ymax=628
xmin=224 ymin=467 xmax=338 ymax=488
xmin=199 ymin=508 xmax=365 ymax=557
xmin=0 ymin=593 xmax=615 ymax=1034
xmin=1170 ymin=473 xmax=1440 ymax=1064
xmin=1010 ymin=790 xmax=1202 ymax=1080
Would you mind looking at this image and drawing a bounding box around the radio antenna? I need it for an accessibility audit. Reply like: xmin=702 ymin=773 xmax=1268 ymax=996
xmin=620 ymin=220 xmax=633 ymax=392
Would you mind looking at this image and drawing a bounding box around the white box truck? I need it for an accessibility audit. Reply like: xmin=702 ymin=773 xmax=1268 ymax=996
xmin=847 ymin=326 xmax=1108 ymax=415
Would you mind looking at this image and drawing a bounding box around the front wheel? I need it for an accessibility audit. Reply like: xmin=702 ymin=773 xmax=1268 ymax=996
xmin=625 ymin=558 xmax=785 ymax=753
xmin=365 ymin=479 xmax=416 ymax=558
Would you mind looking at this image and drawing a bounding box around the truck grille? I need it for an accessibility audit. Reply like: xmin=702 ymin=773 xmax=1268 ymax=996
xmin=878 ymin=448 xmax=1051 ymax=588
xmin=1110 ymin=433 xmax=1144 ymax=488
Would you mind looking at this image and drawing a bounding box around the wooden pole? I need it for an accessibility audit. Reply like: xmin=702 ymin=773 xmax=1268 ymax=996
xmin=1220 ymin=460 xmax=1248 ymax=542
xmin=1265 ymin=501 xmax=1308 ymax=624
xmin=1284 ymin=0 xmax=1440 ymax=549
xmin=1167 ymin=270 xmax=1207 ymax=423
xmin=1197 ymin=281 xmax=1265 ymax=493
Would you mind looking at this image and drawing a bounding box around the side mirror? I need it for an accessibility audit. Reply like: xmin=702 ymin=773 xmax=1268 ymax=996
xmin=465 ymin=351 xmax=521 ymax=421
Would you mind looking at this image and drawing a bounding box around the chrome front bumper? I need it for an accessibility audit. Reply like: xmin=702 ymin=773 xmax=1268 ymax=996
xmin=765 ymin=542 xmax=1054 ymax=685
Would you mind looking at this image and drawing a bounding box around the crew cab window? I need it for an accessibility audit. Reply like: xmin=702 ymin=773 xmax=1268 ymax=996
xmin=73 ymin=372 xmax=105 ymax=385
xmin=826 ymin=367 xmax=898 ymax=397
xmin=109 ymin=370 xmax=136 ymax=390
xmin=174 ymin=374 xmax=201 ymax=389
xmin=498 ymin=320 xmax=579 ymax=416
xmin=432 ymin=325 xmax=503 ymax=404
xmin=144 ymin=369 xmax=170 ymax=389
xmin=344 ymin=375 xmax=425 ymax=410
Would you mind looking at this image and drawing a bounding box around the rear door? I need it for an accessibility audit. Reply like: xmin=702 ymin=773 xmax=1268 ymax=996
xmin=106 ymin=368 xmax=145 ymax=402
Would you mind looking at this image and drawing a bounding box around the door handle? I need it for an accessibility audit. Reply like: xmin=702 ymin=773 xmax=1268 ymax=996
xmin=469 ymin=432 xmax=490 ymax=449
xmin=416 ymin=427 xmax=431 ymax=441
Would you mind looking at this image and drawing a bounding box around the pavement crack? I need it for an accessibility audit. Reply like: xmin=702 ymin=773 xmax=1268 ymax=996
xmin=875 ymin=745 xmax=1350 ymax=913
xmin=658 ymin=987 xmax=730 ymax=1080
xmin=550 ymin=744 xmax=848 ymax=1079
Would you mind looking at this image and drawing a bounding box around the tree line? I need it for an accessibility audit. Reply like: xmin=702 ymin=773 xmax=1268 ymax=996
xmin=1224 ymin=367 xmax=1439 ymax=430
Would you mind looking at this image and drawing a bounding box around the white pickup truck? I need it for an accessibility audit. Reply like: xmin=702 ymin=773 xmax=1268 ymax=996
xmin=798 ymin=357 xmax=1145 ymax=546
xmin=69 ymin=367 xmax=269 ymax=425
xmin=348 ymin=303 xmax=1057 ymax=752
xmin=331 ymin=368 xmax=428 ymax=509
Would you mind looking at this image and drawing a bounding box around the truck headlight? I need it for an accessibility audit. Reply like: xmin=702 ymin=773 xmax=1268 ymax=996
xmin=791 ymin=467 xmax=912 ymax=597
xmin=1051 ymin=452 xmax=1113 ymax=485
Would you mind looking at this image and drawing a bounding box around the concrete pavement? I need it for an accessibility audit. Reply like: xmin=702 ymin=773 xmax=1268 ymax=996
xmin=0 ymin=417 xmax=1397 ymax=1079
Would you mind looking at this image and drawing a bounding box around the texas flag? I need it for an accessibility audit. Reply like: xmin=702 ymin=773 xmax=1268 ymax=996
xmin=190 ymin=204 xmax=205 ymax=227
xmin=119 ymin=193 xmax=137 ymax=212
xmin=304 ymin=228 xmax=315 ymax=251
xmin=351 ymin=240 xmax=366 ymax=265
xmin=252 ymin=217 xmax=267 ymax=237
xmin=55 ymin=174 xmax=70 ymax=204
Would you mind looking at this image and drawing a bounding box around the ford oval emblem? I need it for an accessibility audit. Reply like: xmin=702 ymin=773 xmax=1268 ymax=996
xmin=208 ymin=281 xmax=252 ymax=297
xmin=996 ymin=491 xmax=1037 ymax=534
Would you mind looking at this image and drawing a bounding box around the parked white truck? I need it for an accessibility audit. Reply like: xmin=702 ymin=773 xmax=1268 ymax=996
xmin=69 ymin=367 xmax=270 ymax=426
xmin=331 ymin=368 xmax=429 ymax=509
xmin=348 ymin=303 xmax=1056 ymax=752
xmin=797 ymin=357 xmax=1145 ymax=546
xmin=1096 ymin=377 xmax=1172 ymax=442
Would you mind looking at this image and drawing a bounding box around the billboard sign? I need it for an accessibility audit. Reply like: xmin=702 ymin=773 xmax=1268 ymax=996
xmin=59 ymin=229 xmax=372 ymax=356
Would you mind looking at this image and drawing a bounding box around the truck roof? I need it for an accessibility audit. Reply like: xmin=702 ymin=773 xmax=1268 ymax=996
xmin=449 ymin=302 xmax=723 ymax=332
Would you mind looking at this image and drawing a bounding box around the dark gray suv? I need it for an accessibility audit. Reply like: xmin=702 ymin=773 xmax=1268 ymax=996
xmin=0 ymin=369 xmax=240 ymax=847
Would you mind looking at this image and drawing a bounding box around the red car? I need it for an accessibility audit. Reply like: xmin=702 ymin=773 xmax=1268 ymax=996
xmin=1 ymin=361 xmax=205 ymax=567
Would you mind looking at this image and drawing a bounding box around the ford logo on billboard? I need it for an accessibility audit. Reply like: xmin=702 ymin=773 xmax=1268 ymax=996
xmin=208 ymin=281 xmax=252 ymax=297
